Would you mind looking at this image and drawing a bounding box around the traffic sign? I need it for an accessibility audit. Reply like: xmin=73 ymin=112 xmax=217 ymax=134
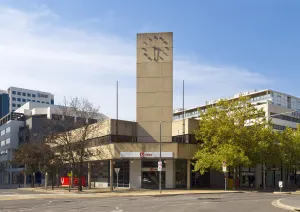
xmin=279 ymin=181 xmax=283 ymax=188
xmin=222 ymin=161 xmax=227 ymax=172
xmin=158 ymin=161 xmax=162 ymax=172
xmin=67 ymin=172 xmax=72 ymax=177
xmin=114 ymin=168 xmax=120 ymax=174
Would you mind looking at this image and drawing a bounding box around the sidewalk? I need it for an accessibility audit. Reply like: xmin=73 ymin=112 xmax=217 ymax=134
xmin=274 ymin=196 xmax=300 ymax=211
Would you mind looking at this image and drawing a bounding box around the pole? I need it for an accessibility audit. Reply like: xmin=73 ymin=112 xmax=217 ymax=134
xmin=117 ymin=173 xmax=119 ymax=194
xmin=225 ymin=173 xmax=227 ymax=191
xmin=159 ymin=121 xmax=162 ymax=194
xmin=116 ymin=81 xmax=118 ymax=142
xmin=182 ymin=80 xmax=185 ymax=143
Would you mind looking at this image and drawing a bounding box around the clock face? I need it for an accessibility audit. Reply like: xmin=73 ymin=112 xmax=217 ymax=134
xmin=140 ymin=34 xmax=172 ymax=63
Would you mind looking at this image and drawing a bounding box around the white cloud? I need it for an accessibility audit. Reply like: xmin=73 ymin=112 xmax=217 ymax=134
xmin=0 ymin=5 xmax=270 ymax=120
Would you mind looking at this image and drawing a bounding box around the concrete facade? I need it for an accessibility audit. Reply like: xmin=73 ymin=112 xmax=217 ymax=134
xmin=136 ymin=32 xmax=173 ymax=143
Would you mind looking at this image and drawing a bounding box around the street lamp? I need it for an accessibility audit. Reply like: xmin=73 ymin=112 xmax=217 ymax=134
xmin=159 ymin=121 xmax=164 ymax=194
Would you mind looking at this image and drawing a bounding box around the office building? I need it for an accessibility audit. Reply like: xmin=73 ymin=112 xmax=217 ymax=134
xmin=173 ymin=89 xmax=300 ymax=188
xmin=0 ymin=102 xmax=108 ymax=184
xmin=0 ymin=86 xmax=55 ymax=119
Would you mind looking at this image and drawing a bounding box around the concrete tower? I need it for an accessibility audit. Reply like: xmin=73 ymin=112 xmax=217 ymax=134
xmin=136 ymin=32 xmax=173 ymax=142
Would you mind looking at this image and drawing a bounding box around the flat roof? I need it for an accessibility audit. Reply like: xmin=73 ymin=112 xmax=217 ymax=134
xmin=173 ymin=89 xmax=300 ymax=115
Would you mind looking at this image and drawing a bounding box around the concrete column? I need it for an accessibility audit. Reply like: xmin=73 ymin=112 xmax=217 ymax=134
xmin=255 ymin=164 xmax=262 ymax=189
xmin=110 ymin=160 xmax=113 ymax=191
xmin=187 ymin=159 xmax=191 ymax=190
xmin=129 ymin=159 xmax=141 ymax=189
xmin=45 ymin=172 xmax=48 ymax=190
xmin=166 ymin=160 xmax=175 ymax=188
xmin=88 ymin=162 xmax=91 ymax=189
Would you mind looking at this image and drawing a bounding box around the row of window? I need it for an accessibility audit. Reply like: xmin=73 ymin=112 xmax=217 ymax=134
xmin=0 ymin=138 xmax=10 ymax=146
xmin=270 ymin=112 xmax=300 ymax=124
xmin=273 ymin=124 xmax=296 ymax=131
xmin=0 ymin=127 xmax=10 ymax=136
xmin=12 ymin=91 xmax=38 ymax=97
xmin=11 ymin=97 xmax=49 ymax=104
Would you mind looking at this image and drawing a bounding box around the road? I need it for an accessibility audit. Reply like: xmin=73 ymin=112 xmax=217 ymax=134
xmin=0 ymin=192 xmax=289 ymax=212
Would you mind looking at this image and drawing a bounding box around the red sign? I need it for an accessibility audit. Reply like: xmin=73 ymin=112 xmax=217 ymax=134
xmin=60 ymin=176 xmax=86 ymax=187
xmin=140 ymin=152 xmax=153 ymax=157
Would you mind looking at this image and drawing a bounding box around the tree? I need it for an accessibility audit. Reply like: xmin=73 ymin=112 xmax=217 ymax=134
xmin=12 ymin=140 xmax=59 ymax=188
xmin=277 ymin=126 xmax=300 ymax=187
xmin=193 ymin=96 xmax=272 ymax=188
xmin=45 ymin=97 xmax=103 ymax=191
xmin=12 ymin=141 xmax=42 ymax=187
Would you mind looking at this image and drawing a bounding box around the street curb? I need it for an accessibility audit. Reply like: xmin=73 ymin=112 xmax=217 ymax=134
xmin=272 ymin=198 xmax=300 ymax=211
xmin=0 ymin=190 xmax=246 ymax=201
xmin=273 ymin=192 xmax=292 ymax=195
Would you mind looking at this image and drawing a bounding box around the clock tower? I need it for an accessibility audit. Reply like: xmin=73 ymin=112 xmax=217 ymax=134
xmin=136 ymin=32 xmax=173 ymax=143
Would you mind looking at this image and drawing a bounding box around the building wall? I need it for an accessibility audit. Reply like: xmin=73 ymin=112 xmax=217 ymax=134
xmin=136 ymin=32 xmax=173 ymax=143
xmin=165 ymin=159 xmax=175 ymax=188
xmin=0 ymin=120 xmax=24 ymax=163
xmin=129 ymin=159 xmax=142 ymax=188
xmin=172 ymin=118 xmax=198 ymax=136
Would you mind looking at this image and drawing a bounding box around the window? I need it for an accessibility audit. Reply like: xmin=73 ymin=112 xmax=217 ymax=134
xmin=6 ymin=138 xmax=10 ymax=144
xmin=0 ymin=140 xmax=4 ymax=146
xmin=32 ymin=100 xmax=35 ymax=102
xmin=17 ymin=92 xmax=21 ymax=95
xmin=22 ymin=99 xmax=26 ymax=102
xmin=28 ymin=100 xmax=31 ymax=102
xmin=42 ymin=101 xmax=45 ymax=103
xmin=12 ymin=97 xmax=16 ymax=101
xmin=32 ymin=94 xmax=36 ymax=98
xmin=17 ymin=104 xmax=21 ymax=107
xmin=1 ymin=130 xmax=5 ymax=136
xmin=12 ymin=91 xmax=16 ymax=94
xmin=46 ymin=102 xmax=49 ymax=104
xmin=27 ymin=93 xmax=31 ymax=97
xmin=22 ymin=92 xmax=26 ymax=96
xmin=12 ymin=103 xmax=16 ymax=107
xmin=5 ymin=127 xmax=10 ymax=133
xmin=17 ymin=98 xmax=21 ymax=101
xmin=37 ymin=101 xmax=40 ymax=103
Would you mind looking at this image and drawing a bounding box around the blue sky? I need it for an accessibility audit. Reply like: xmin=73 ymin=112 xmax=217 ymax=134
xmin=0 ymin=0 xmax=299 ymax=120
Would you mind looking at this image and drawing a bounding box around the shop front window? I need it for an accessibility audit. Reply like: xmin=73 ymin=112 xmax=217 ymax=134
xmin=175 ymin=159 xmax=187 ymax=188
xmin=141 ymin=160 xmax=166 ymax=189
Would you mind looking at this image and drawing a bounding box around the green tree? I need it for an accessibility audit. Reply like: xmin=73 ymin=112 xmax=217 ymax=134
xmin=277 ymin=126 xmax=300 ymax=187
xmin=193 ymin=96 xmax=272 ymax=188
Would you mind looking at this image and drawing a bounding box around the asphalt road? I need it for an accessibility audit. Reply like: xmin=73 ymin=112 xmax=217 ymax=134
xmin=0 ymin=192 xmax=288 ymax=212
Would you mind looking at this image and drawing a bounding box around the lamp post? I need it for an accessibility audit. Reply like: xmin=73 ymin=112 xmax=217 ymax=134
xmin=159 ymin=121 xmax=164 ymax=194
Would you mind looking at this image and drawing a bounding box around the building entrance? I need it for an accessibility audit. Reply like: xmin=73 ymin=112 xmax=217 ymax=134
xmin=142 ymin=171 xmax=165 ymax=189
xmin=141 ymin=160 xmax=166 ymax=189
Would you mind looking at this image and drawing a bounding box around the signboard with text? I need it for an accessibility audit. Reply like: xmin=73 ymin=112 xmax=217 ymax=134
xmin=120 ymin=152 xmax=173 ymax=158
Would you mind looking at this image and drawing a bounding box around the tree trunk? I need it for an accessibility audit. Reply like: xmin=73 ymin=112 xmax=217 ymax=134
xmin=56 ymin=173 xmax=59 ymax=188
xmin=24 ymin=173 xmax=27 ymax=188
xmin=233 ymin=167 xmax=236 ymax=190
xmin=294 ymin=169 xmax=297 ymax=185
xmin=78 ymin=162 xmax=83 ymax=192
xmin=51 ymin=172 xmax=54 ymax=190
xmin=263 ymin=163 xmax=266 ymax=190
